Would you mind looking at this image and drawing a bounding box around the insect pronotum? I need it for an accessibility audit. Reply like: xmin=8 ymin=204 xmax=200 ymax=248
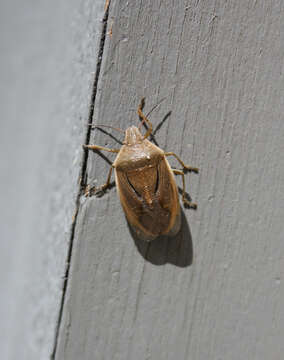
xmin=83 ymin=98 xmax=199 ymax=241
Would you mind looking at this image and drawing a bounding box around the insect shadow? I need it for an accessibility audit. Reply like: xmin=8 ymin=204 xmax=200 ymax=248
xmin=94 ymin=127 xmax=124 ymax=146
xmin=141 ymin=110 xmax=171 ymax=147
xmin=87 ymin=106 xmax=195 ymax=264
xmin=128 ymin=209 xmax=193 ymax=267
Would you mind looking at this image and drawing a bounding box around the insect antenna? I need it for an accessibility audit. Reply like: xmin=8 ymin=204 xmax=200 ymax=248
xmin=87 ymin=123 xmax=125 ymax=134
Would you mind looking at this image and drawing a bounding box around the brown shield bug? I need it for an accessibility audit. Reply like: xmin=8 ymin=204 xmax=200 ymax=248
xmin=83 ymin=98 xmax=199 ymax=241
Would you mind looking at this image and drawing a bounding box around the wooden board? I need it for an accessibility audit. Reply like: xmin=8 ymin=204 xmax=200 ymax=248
xmin=55 ymin=0 xmax=284 ymax=359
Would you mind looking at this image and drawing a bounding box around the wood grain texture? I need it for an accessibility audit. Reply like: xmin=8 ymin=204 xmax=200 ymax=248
xmin=56 ymin=0 xmax=284 ymax=359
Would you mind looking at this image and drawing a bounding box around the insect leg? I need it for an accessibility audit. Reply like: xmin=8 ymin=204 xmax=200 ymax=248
xmin=173 ymin=169 xmax=197 ymax=209
xmin=165 ymin=152 xmax=199 ymax=173
xmin=85 ymin=166 xmax=114 ymax=196
xmin=137 ymin=97 xmax=153 ymax=139
xmin=83 ymin=144 xmax=119 ymax=153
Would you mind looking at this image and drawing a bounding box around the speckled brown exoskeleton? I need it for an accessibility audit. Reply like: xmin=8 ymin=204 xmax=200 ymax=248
xmin=83 ymin=98 xmax=198 ymax=241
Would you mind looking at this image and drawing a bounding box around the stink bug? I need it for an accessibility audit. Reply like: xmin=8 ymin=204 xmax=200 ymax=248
xmin=83 ymin=98 xmax=199 ymax=241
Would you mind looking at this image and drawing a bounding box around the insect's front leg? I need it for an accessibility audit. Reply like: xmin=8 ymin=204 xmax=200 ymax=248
xmin=83 ymin=143 xmax=118 ymax=196
xmin=137 ymin=97 xmax=153 ymax=139
xmin=85 ymin=166 xmax=114 ymax=197
xmin=173 ymin=169 xmax=197 ymax=209
xmin=165 ymin=152 xmax=199 ymax=173
xmin=83 ymin=144 xmax=120 ymax=153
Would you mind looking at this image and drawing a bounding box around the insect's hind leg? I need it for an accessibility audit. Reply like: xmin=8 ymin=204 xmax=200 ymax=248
xmin=85 ymin=166 xmax=114 ymax=197
xmin=137 ymin=97 xmax=153 ymax=140
xmin=165 ymin=152 xmax=199 ymax=173
xmin=173 ymin=169 xmax=197 ymax=209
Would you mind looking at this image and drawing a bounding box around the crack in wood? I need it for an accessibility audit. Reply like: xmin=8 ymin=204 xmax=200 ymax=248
xmin=50 ymin=3 xmax=111 ymax=359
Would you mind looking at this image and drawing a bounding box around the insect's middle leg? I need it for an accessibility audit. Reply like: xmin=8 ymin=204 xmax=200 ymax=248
xmin=137 ymin=97 xmax=153 ymax=140
xmin=173 ymin=169 xmax=197 ymax=209
xmin=165 ymin=152 xmax=199 ymax=173
xmin=85 ymin=166 xmax=114 ymax=196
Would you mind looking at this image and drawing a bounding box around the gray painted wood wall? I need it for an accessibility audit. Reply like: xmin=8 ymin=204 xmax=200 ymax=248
xmin=0 ymin=0 xmax=104 ymax=359
xmin=1 ymin=0 xmax=284 ymax=359
xmin=55 ymin=0 xmax=284 ymax=359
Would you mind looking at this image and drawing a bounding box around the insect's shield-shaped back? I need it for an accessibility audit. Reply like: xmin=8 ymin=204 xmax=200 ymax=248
xmin=114 ymin=138 xmax=181 ymax=241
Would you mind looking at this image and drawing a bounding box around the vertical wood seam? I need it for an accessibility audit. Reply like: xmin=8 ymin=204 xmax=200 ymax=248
xmin=50 ymin=3 xmax=111 ymax=359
